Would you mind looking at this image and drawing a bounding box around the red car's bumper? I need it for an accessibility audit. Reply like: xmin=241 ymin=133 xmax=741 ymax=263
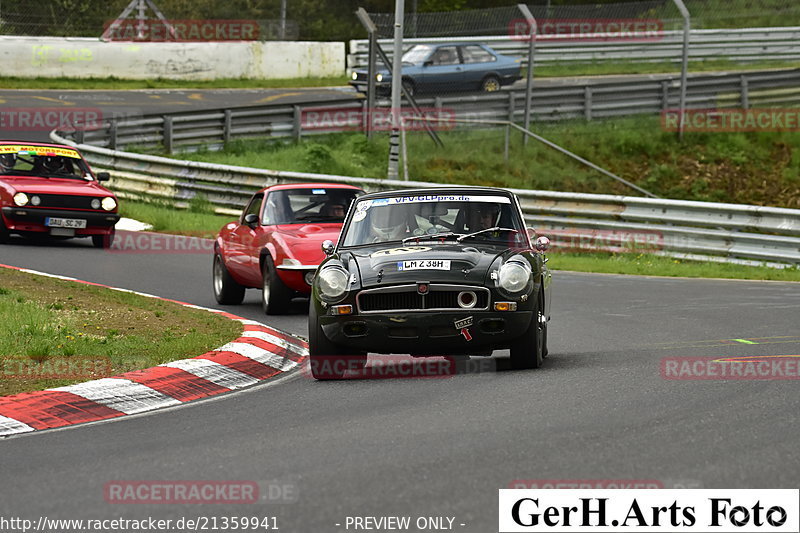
xmin=1 ymin=206 xmax=119 ymax=236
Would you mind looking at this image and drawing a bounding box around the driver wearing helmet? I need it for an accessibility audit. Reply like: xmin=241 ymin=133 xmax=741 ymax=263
xmin=0 ymin=153 xmax=16 ymax=173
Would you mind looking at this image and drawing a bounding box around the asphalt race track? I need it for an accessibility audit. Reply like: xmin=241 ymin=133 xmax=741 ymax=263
xmin=1 ymin=236 xmax=799 ymax=531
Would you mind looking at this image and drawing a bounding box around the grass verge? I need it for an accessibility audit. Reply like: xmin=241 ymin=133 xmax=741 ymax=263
xmin=119 ymin=200 xmax=235 ymax=239
xmin=0 ymin=267 xmax=241 ymax=397
xmin=550 ymin=252 xmax=800 ymax=282
xmin=176 ymin=115 xmax=800 ymax=209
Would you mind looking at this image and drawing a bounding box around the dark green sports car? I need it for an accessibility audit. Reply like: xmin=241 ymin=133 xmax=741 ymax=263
xmin=307 ymin=187 xmax=552 ymax=379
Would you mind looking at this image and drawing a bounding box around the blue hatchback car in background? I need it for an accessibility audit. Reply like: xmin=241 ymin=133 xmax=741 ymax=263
xmin=350 ymin=43 xmax=522 ymax=96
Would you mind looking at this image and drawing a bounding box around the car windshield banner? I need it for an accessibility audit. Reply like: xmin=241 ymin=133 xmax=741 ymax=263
xmin=0 ymin=145 xmax=82 ymax=159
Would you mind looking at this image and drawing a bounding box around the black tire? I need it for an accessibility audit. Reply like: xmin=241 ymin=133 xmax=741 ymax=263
xmin=509 ymin=288 xmax=544 ymax=370
xmin=212 ymin=253 xmax=245 ymax=305
xmin=481 ymin=75 xmax=501 ymax=92
xmin=0 ymin=217 xmax=9 ymax=244
xmin=92 ymin=229 xmax=115 ymax=249
xmin=261 ymin=255 xmax=293 ymax=315
xmin=308 ymin=302 xmax=366 ymax=380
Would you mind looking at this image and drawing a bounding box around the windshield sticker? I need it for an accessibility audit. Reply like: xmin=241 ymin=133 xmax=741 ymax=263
xmin=370 ymin=246 xmax=431 ymax=257
xmin=365 ymin=194 xmax=511 ymax=205
xmin=0 ymin=145 xmax=81 ymax=159
xmin=397 ymin=259 xmax=451 ymax=271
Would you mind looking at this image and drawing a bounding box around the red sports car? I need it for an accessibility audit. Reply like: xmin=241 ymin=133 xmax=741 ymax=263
xmin=213 ymin=183 xmax=365 ymax=314
xmin=0 ymin=141 xmax=119 ymax=248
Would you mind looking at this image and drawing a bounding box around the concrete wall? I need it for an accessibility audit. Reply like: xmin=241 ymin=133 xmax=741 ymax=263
xmin=0 ymin=36 xmax=344 ymax=80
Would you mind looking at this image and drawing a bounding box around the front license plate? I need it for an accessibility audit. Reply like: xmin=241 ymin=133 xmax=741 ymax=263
xmin=45 ymin=217 xmax=87 ymax=229
xmin=397 ymin=259 xmax=451 ymax=271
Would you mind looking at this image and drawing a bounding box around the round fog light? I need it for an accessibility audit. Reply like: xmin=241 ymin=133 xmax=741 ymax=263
xmin=304 ymin=272 xmax=315 ymax=286
xmin=31 ymin=196 xmax=41 ymax=206
xmin=91 ymin=199 xmax=101 ymax=209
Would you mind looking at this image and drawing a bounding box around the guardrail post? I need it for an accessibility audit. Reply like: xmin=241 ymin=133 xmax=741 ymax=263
xmin=223 ymin=109 xmax=232 ymax=145
xmin=740 ymin=75 xmax=750 ymax=110
xmin=584 ymin=86 xmax=593 ymax=121
xmin=293 ymin=105 xmax=302 ymax=141
xmin=661 ymin=80 xmax=670 ymax=111
xmin=163 ymin=116 xmax=174 ymax=154
xmin=108 ymin=120 xmax=118 ymax=150
xmin=505 ymin=92 xmax=515 ymax=163
xmin=75 ymin=128 xmax=85 ymax=145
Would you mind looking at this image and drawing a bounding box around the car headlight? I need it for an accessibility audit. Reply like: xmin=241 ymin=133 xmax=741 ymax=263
xmin=351 ymin=71 xmax=358 ymax=80
xmin=376 ymin=73 xmax=383 ymax=82
xmin=316 ymin=266 xmax=350 ymax=303
xmin=101 ymin=197 xmax=117 ymax=211
xmin=13 ymin=192 xmax=29 ymax=206
xmin=498 ymin=260 xmax=531 ymax=294
xmin=91 ymin=198 xmax=101 ymax=209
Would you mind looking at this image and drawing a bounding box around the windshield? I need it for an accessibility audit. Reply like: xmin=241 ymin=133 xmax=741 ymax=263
xmin=263 ymin=188 xmax=362 ymax=225
xmin=401 ymin=45 xmax=432 ymax=65
xmin=0 ymin=146 xmax=93 ymax=180
xmin=341 ymin=193 xmax=526 ymax=247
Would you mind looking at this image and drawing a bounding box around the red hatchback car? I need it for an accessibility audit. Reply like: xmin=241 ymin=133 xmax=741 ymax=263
xmin=0 ymin=141 xmax=119 ymax=248
xmin=213 ymin=183 xmax=364 ymax=314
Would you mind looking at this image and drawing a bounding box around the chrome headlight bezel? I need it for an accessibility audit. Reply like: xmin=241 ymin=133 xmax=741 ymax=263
xmin=13 ymin=192 xmax=29 ymax=207
xmin=315 ymin=266 xmax=350 ymax=303
xmin=497 ymin=258 xmax=533 ymax=296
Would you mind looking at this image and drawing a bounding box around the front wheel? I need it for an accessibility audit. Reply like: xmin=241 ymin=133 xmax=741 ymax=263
xmin=509 ymin=289 xmax=544 ymax=369
xmin=92 ymin=229 xmax=115 ymax=249
xmin=261 ymin=255 xmax=293 ymax=315
xmin=213 ymin=253 xmax=245 ymax=305
xmin=308 ymin=302 xmax=365 ymax=380
xmin=0 ymin=217 xmax=9 ymax=244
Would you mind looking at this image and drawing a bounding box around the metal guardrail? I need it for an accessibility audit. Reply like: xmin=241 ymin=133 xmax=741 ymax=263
xmin=50 ymin=131 xmax=800 ymax=265
xmin=61 ymin=68 xmax=800 ymax=153
xmin=347 ymin=27 xmax=800 ymax=70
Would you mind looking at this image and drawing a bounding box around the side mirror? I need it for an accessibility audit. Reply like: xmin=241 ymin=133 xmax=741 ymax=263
xmin=96 ymin=172 xmax=110 ymax=182
xmin=243 ymin=213 xmax=259 ymax=227
xmin=423 ymin=60 xmax=433 ymax=67
xmin=321 ymin=239 xmax=335 ymax=256
xmin=535 ymin=236 xmax=551 ymax=252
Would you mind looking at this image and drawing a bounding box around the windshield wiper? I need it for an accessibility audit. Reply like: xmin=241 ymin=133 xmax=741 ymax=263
xmin=402 ymin=232 xmax=461 ymax=244
xmin=457 ymin=227 xmax=519 ymax=242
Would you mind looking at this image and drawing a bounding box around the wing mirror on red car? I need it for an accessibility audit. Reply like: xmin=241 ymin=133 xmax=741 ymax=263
xmin=96 ymin=172 xmax=110 ymax=182
xmin=321 ymin=239 xmax=335 ymax=256
xmin=243 ymin=213 xmax=259 ymax=227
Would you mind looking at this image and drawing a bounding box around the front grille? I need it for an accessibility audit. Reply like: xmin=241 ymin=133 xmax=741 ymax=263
xmin=357 ymin=285 xmax=490 ymax=313
xmin=31 ymin=194 xmax=100 ymax=210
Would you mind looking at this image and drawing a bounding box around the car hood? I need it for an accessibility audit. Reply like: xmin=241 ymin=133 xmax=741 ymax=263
xmin=1 ymin=176 xmax=111 ymax=196
xmin=342 ymin=242 xmax=512 ymax=288
xmin=275 ymin=223 xmax=343 ymax=263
